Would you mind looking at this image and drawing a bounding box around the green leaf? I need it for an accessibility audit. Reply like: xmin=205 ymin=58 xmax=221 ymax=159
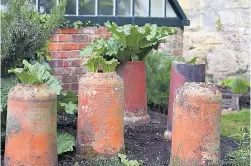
xmin=101 ymin=58 xmax=119 ymax=72
xmin=8 ymin=60 xmax=62 ymax=95
xmin=1 ymin=76 xmax=17 ymax=112
xmin=104 ymin=22 xmax=177 ymax=62
xmin=57 ymin=132 xmax=75 ymax=155
xmin=59 ymin=101 xmax=78 ymax=114
xmin=186 ymin=56 xmax=198 ymax=64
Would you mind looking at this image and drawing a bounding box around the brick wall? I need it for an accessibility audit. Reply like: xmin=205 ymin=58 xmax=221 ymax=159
xmin=49 ymin=27 xmax=184 ymax=93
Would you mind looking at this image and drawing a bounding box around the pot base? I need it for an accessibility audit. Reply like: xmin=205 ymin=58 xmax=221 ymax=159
xmin=124 ymin=115 xmax=150 ymax=126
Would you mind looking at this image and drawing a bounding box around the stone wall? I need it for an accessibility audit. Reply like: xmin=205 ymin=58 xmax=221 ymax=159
xmin=49 ymin=27 xmax=183 ymax=92
xmin=179 ymin=0 xmax=250 ymax=83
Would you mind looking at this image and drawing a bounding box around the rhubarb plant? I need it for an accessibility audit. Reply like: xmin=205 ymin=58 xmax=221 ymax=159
xmin=8 ymin=60 xmax=62 ymax=95
xmin=83 ymin=56 xmax=119 ymax=73
xmin=104 ymin=21 xmax=177 ymax=62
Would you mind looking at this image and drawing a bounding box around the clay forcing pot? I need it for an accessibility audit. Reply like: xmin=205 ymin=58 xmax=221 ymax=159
xmin=4 ymin=84 xmax=57 ymax=166
xmin=116 ymin=61 xmax=150 ymax=126
xmin=171 ymin=82 xmax=222 ymax=166
xmin=165 ymin=61 xmax=205 ymax=141
xmin=77 ymin=72 xmax=124 ymax=157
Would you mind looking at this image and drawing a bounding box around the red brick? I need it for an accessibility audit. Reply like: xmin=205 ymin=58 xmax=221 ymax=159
xmin=72 ymin=35 xmax=89 ymax=42
xmin=62 ymin=83 xmax=71 ymax=91
xmin=77 ymin=43 xmax=87 ymax=50
xmin=49 ymin=60 xmax=63 ymax=68
xmin=88 ymin=35 xmax=102 ymax=42
xmin=71 ymin=67 xmax=87 ymax=74
xmin=54 ymin=28 xmax=62 ymax=34
xmin=81 ymin=27 xmax=96 ymax=34
xmin=62 ymin=44 xmax=79 ymax=51
xmin=50 ymin=51 xmax=68 ymax=59
xmin=71 ymin=83 xmax=79 ymax=91
xmin=62 ymin=75 xmax=79 ymax=83
xmin=50 ymin=35 xmax=59 ymax=42
xmin=60 ymin=28 xmax=80 ymax=34
xmin=63 ymin=59 xmax=81 ymax=67
xmin=172 ymin=49 xmax=183 ymax=56
xmin=59 ymin=35 xmax=72 ymax=42
xmin=96 ymin=27 xmax=108 ymax=34
xmin=49 ymin=43 xmax=63 ymax=51
xmin=68 ymin=51 xmax=80 ymax=58
xmin=62 ymin=67 xmax=73 ymax=75
xmin=52 ymin=68 xmax=64 ymax=76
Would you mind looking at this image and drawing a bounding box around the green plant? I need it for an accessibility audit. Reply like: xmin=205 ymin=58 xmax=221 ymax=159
xmin=221 ymin=109 xmax=250 ymax=137
xmin=218 ymin=76 xmax=250 ymax=94
xmin=57 ymin=90 xmax=78 ymax=113
xmin=118 ymin=153 xmax=143 ymax=166
xmin=8 ymin=60 xmax=62 ymax=95
xmin=224 ymin=127 xmax=250 ymax=165
xmin=146 ymin=51 xmax=183 ymax=113
xmin=1 ymin=0 xmax=66 ymax=77
xmin=73 ymin=20 xmax=84 ymax=29
xmin=104 ymin=21 xmax=177 ymax=62
xmin=83 ymin=55 xmax=119 ymax=73
xmin=57 ymin=131 xmax=75 ymax=155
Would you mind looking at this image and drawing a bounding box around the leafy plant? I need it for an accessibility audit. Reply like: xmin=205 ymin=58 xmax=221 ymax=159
xmin=57 ymin=131 xmax=75 ymax=155
xmin=224 ymin=127 xmax=250 ymax=165
xmin=73 ymin=20 xmax=84 ymax=29
xmin=1 ymin=0 xmax=66 ymax=77
xmin=118 ymin=153 xmax=143 ymax=166
xmin=104 ymin=21 xmax=177 ymax=62
xmin=8 ymin=60 xmax=62 ymax=95
xmin=146 ymin=51 xmax=183 ymax=114
xmin=218 ymin=76 xmax=250 ymax=94
xmin=83 ymin=55 xmax=119 ymax=73
xmin=59 ymin=101 xmax=78 ymax=115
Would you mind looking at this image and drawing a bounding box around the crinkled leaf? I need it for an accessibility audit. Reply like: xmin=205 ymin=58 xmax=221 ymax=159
xmin=101 ymin=58 xmax=119 ymax=72
xmin=8 ymin=60 xmax=62 ymax=95
xmin=59 ymin=101 xmax=78 ymax=114
xmin=105 ymin=22 xmax=177 ymax=62
xmin=58 ymin=90 xmax=78 ymax=104
xmin=57 ymin=132 xmax=75 ymax=155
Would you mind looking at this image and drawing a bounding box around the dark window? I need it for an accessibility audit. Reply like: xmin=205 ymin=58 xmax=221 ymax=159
xmin=1 ymin=0 xmax=190 ymax=27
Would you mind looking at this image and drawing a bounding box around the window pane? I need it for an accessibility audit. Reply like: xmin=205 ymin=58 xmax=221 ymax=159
xmin=134 ymin=0 xmax=149 ymax=17
xmin=79 ymin=0 xmax=95 ymax=15
xmin=166 ymin=1 xmax=176 ymax=17
xmin=66 ymin=0 xmax=76 ymax=15
xmin=151 ymin=0 xmax=164 ymax=17
xmin=40 ymin=0 xmax=57 ymax=14
xmin=1 ymin=0 xmax=9 ymax=11
xmin=117 ymin=0 xmax=131 ymax=16
xmin=99 ymin=0 xmax=113 ymax=15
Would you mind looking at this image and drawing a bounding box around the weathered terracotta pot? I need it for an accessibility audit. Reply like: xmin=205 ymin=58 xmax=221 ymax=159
xmin=165 ymin=61 xmax=205 ymax=141
xmin=171 ymin=82 xmax=222 ymax=166
xmin=77 ymin=72 xmax=124 ymax=157
xmin=116 ymin=61 xmax=150 ymax=126
xmin=4 ymin=84 xmax=57 ymax=166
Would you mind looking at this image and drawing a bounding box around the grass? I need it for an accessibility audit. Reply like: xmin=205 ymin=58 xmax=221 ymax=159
xmin=221 ymin=108 xmax=250 ymax=137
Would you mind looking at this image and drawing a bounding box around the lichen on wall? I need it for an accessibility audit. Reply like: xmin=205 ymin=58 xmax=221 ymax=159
xmin=179 ymin=0 xmax=250 ymax=83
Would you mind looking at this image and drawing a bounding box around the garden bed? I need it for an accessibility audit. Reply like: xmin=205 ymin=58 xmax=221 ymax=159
xmin=55 ymin=109 xmax=238 ymax=166
xmin=1 ymin=109 xmax=238 ymax=166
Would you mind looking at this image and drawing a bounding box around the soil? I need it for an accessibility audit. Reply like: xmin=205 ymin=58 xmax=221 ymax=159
xmin=1 ymin=109 xmax=239 ymax=166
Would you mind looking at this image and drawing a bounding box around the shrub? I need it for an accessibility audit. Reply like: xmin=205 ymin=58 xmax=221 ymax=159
xmin=145 ymin=51 xmax=183 ymax=114
xmin=218 ymin=76 xmax=250 ymax=94
xmin=1 ymin=0 xmax=66 ymax=77
xmin=224 ymin=127 xmax=250 ymax=165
